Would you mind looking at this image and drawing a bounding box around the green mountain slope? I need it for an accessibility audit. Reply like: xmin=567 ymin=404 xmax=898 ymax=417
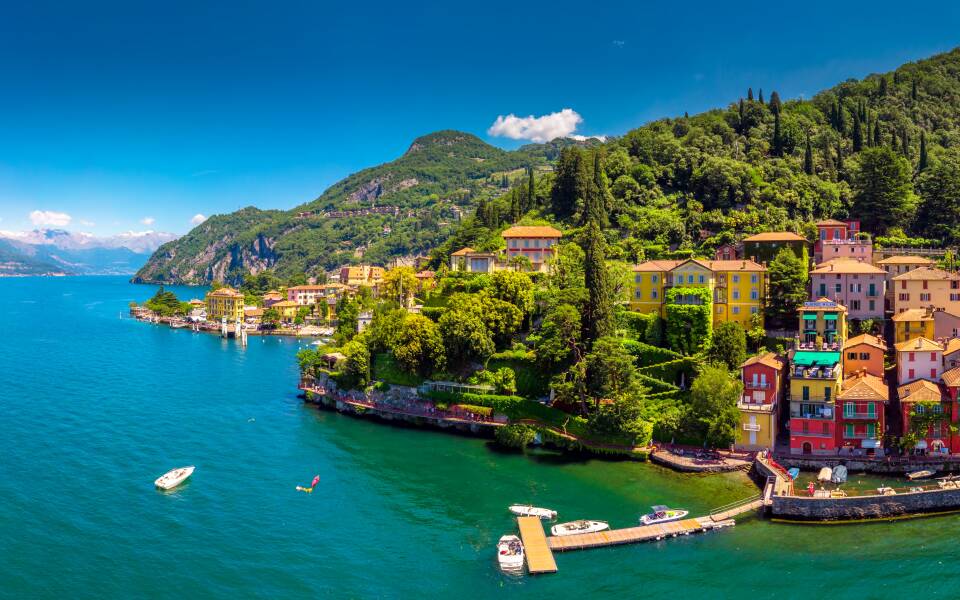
xmin=134 ymin=131 xmax=589 ymax=284
xmin=137 ymin=47 xmax=960 ymax=285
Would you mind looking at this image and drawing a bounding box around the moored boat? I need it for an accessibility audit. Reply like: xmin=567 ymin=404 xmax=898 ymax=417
xmin=817 ymin=467 xmax=833 ymax=483
xmin=550 ymin=520 xmax=609 ymax=536
xmin=831 ymin=465 xmax=848 ymax=484
xmin=155 ymin=466 xmax=195 ymax=490
xmin=496 ymin=534 xmax=524 ymax=573
xmin=876 ymin=486 xmax=897 ymax=496
xmin=906 ymin=469 xmax=935 ymax=481
xmin=508 ymin=505 xmax=557 ymax=520
xmin=640 ymin=505 xmax=689 ymax=526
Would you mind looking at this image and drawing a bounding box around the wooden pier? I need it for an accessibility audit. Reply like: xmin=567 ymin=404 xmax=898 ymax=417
xmin=517 ymin=516 xmax=557 ymax=574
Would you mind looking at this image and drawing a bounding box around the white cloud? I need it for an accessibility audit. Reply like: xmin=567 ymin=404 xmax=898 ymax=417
xmin=80 ymin=220 xmax=96 ymax=227
xmin=190 ymin=213 xmax=208 ymax=225
xmin=29 ymin=210 xmax=72 ymax=227
xmin=487 ymin=108 xmax=584 ymax=143
xmin=569 ymin=134 xmax=608 ymax=142
xmin=141 ymin=217 xmax=155 ymax=226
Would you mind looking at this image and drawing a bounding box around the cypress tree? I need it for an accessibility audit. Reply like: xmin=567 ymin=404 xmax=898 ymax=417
xmin=873 ymin=119 xmax=882 ymax=146
xmin=879 ymin=76 xmax=888 ymax=97
xmin=510 ymin=189 xmax=521 ymax=222
xmin=772 ymin=111 xmax=783 ymax=156
xmin=852 ymin=114 xmax=863 ymax=152
xmin=738 ymin=99 xmax=745 ymax=133
xmin=582 ymin=220 xmax=613 ymax=346
xmin=747 ymin=87 xmax=754 ymax=101
xmin=587 ymin=151 xmax=609 ymax=227
xmin=803 ymin=135 xmax=814 ymax=175
xmin=901 ymin=128 xmax=910 ymax=157
xmin=526 ymin=166 xmax=535 ymax=210
xmin=919 ymin=131 xmax=929 ymax=172
xmin=911 ymin=79 xmax=918 ymax=100
xmin=758 ymin=88 xmax=764 ymax=105
xmin=769 ymin=91 xmax=781 ymax=115
xmin=836 ymin=99 xmax=846 ymax=135
xmin=836 ymin=140 xmax=844 ymax=180
xmin=476 ymin=197 xmax=489 ymax=227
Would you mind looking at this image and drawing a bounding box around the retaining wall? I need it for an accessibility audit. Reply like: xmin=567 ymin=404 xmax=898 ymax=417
xmin=771 ymin=488 xmax=960 ymax=521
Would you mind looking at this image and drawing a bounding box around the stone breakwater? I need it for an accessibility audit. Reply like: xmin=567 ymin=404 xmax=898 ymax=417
xmin=770 ymin=487 xmax=960 ymax=521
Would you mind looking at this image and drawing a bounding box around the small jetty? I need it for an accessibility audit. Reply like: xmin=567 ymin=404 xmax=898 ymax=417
xmin=516 ymin=517 xmax=557 ymax=574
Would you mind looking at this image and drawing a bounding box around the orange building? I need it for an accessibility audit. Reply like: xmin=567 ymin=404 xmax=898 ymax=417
xmin=842 ymin=334 xmax=887 ymax=379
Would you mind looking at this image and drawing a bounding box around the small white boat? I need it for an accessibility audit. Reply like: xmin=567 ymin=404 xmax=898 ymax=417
xmin=906 ymin=469 xmax=935 ymax=481
xmin=817 ymin=467 xmax=833 ymax=483
xmin=640 ymin=505 xmax=689 ymax=526
xmin=876 ymin=486 xmax=897 ymax=496
xmin=496 ymin=534 xmax=524 ymax=572
xmin=550 ymin=520 xmax=609 ymax=537
xmin=508 ymin=505 xmax=557 ymax=520
xmin=155 ymin=466 xmax=195 ymax=490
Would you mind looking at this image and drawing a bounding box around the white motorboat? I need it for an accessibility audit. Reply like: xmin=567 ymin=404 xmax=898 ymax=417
xmin=496 ymin=535 xmax=524 ymax=572
xmin=155 ymin=466 xmax=195 ymax=490
xmin=906 ymin=469 xmax=935 ymax=481
xmin=817 ymin=467 xmax=833 ymax=483
xmin=508 ymin=505 xmax=557 ymax=520
xmin=550 ymin=520 xmax=609 ymax=537
xmin=640 ymin=505 xmax=689 ymax=526
xmin=876 ymin=486 xmax=897 ymax=496
xmin=830 ymin=465 xmax=848 ymax=484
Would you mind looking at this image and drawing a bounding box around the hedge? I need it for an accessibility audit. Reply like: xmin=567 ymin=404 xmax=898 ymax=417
xmin=636 ymin=373 xmax=679 ymax=394
xmin=486 ymin=350 xmax=549 ymax=397
xmin=420 ymin=306 xmax=447 ymax=322
xmin=637 ymin=356 xmax=699 ymax=387
xmin=425 ymin=390 xmax=589 ymax=435
xmin=621 ymin=339 xmax=683 ymax=367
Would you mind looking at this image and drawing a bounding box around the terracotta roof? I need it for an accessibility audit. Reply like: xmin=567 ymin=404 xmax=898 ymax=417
xmin=898 ymin=379 xmax=943 ymax=403
xmin=891 ymin=267 xmax=960 ymax=281
xmin=894 ymin=337 xmax=942 ymax=353
xmin=263 ymin=291 xmax=283 ymax=299
xmin=633 ymin=260 xmax=683 ymax=272
xmin=244 ymin=307 xmax=264 ymax=317
xmin=271 ymin=300 xmax=298 ymax=308
xmin=501 ymin=226 xmax=562 ymax=238
xmin=843 ymin=334 xmax=887 ymax=351
xmin=703 ymin=259 xmax=766 ymax=272
xmin=816 ymin=219 xmax=848 ymax=227
xmin=451 ymin=247 xmax=475 ymax=256
xmin=742 ymin=231 xmax=807 ymax=242
xmin=839 ymin=373 xmax=889 ymax=402
xmin=877 ymin=255 xmax=936 ymax=265
xmin=288 ymin=285 xmax=326 ymax=291
xmin=415 ymin=270 xmax=435 ymax=278
xmin=891 ymin=308 xmax=934 ymax=323
xmin=942 ymin=366 xmax=960 ymax=387
xmin=741 ymin=352 xmax=783 ymax=371
xmin=811 ymin=259 xmax=885 ymax=275
xmin=188 ymin=299 xmax=205 ymax=306
xmin=206 ymin=287 xmax=243 ymax=298
xmin=943 ymin=338 xmax=960 ymax=356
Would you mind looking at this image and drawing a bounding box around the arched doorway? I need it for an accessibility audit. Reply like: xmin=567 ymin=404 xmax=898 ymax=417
xmin=802 ymin=442 xmax=812 ymax=455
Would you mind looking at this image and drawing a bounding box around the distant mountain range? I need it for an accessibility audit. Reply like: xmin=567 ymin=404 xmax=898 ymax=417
xmin=0 ymin=229 xmax=178 ymax=276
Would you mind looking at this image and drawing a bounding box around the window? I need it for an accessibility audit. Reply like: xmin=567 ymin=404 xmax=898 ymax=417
xmin=909 ymin=352 xmax=916 ymax=362
xmin=931 ymin=368 xmax=938 ymax=379
xmin=851 ymin=300 xmax=860 ymax=310
xmin=847 ymin=352 xmax=857 ymax=360
xmin=908 ymin=368 xmax=915 ymax=380
xmin=916 ymin=404 xmax=925 ymax=415
xmin=523 ymin=239 xmax=529 ymax=248
xmin=845 ymin=424 xmax=854 ymax=438
xmin=930 ymin=352 xmax=938 ymax=361
xmin=951 ymin=293 xmax=960 ymax=302
xmin=819 ymin=284 xmax=826 ymax=296
xmin=651 ymin=290 xmax=658 ymax=299
xmin=732 ymin=290 xmax=740 ymax=300
xmin=899 ymin=293 xmax=910 ymax=301
xmin=750 ymin=306 xmax=758 ymax=314
xmin=901 ymin=281 xmax=907 ymax=290
xmin=751 ymin=274 xmax=758 ymax=283
xmin=844 ymin=402 xmax=855 ymax=417
xmin=859 ymin=352 xmax=870 ymax=360
xmin=920 ymin=293 xmax=931 ymax=302
xmin=822 ymin=422 xmax=830 ymax=434
xmin=934 ymin=404 xmax=943 ymax=414
xmin=687 ymin=274 xmax=694 ymax=283
xmin=835 ymin=284 xmax=842 ymax=293
xmin=733 ymin=306 xmax=740 ymax=314
xmin=534 ymin=239 xmax=541 ymax=248
xmin=869 ymin=300 xmax=875 ymax=311
xmin=923 ymin=280 xmax=928 ymax=290
xmin=733 ymin=275 xmax=740 ymax=284
xmin=698 ymin=275 xmax=705 ymax=283
xmin=802 ymin=386 xmax=810 ymax=400
xmin=651 ymin=275 xmax=658 ymax=283
xmin=866 ymin=423 xmax=876 ymax=438
xmin=634 ymin=289 xmax=641 ymax=299
xmin=866 ymin=403 xmax=876 ymax=418
xmin=750 ymin=289 xmax=758 ymax=300
xmin=634 ymin=274 xmax=642 ymax=283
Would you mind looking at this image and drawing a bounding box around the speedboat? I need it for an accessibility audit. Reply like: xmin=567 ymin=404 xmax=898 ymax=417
xmin=508 ymin=505 xmax=557 ymax=520
xmin=831 ymin=465 xmax=848 ymax=484
xmin=906 ymin=469 xmax=935 ymax=481
xmin=496 ymin=535 xmax=524 ymax=573
xmin=550 ymin=520 xmax=609 ymax=536
xmin=817 ymin=467 xmax=833 ymax=483
xmin=640 ymin=505 xmax=689 ymax=526
xmin=155 ymin=466 xmax=195 ymax=490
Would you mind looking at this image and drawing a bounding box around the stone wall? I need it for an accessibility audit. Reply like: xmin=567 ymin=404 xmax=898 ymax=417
xmin=771 ymin=488 xmax=960 ymax=521
xmin=775 ymin=455 xmax=960 ymax=475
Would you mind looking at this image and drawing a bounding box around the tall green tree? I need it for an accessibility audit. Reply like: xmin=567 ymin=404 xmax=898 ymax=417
xmin=771 ymin=111 xmax=783 ymax=156
xmin=916 ymin=151 xmax=960 ymax=243
xmin=582 ymin=221 xmax=613 ymax=346
xmin=551 ymin=147 xmax=590 ymax=220
xmin=873 ymin=118 xmax=882 ymax=146
xmin=852 ymin=113 xmax=863 ymax=151
xmin=852 ymin=147 xmax=919 ymax=234
xmin=708 ymin=322 xmax=747 ymax=371
xmin=918 ymin=130 xmax=929 ymax=172
xmin=765 ymin=247 xmax=809 ymax=327
xmin=803 ymin=135 xmax=814 ymax=175
xmin=769 ymin=91 xmax=781 ymax=115
xmin=526 ymin=166 xmax=536 ymax=211
xmin=690 ymin=365 xmax=742 ymax=448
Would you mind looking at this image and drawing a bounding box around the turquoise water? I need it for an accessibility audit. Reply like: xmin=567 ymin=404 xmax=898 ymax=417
xmin=2 ymin=276 xmax=959 ymax=598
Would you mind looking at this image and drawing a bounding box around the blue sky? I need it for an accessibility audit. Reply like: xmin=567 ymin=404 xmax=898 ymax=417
xmin=1 ymin=1 xmax=959 ymax=235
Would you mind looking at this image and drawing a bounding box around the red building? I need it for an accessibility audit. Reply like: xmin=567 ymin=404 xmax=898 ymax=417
xmin=937 ymin=367 xmax=960 ymax=454
xmin=898 ymin=379 xmax=953 ymax=455
xmin=814 ymin=219 xmax=872 ymax=265
xmin=835 ymin=372 xmax=888 ymax=456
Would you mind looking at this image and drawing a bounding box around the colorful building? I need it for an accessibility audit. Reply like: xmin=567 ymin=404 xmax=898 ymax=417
xmin=933 ymin=308 xmax=960 ymax=340
xmin=891 ymin=308 xmax=935 ymax=344
xmin=288 ymin=284 xmax=347 ymax=308
xmin=842 ymin=334 xmax=887 ymax=378
xmin=339 ymin=265 xmax=385 ymax=288
xmin=877 ymin=255 xmax=935 ymax=312
xmin=449 ymin=247 xmax=501 ymax=273
xmin=898 ymin=379 xmax=951 ymax=455
xmin=502 ymin=226 xmax=562 ymax=272
xmin=263 ymin=290 xmax=284 ymax=308
xmin=814 ymin=219 xmax=872 ymax=265
xmin=736 ymin=353 xmax=784 ymax=450
xmin=944 ymin=339 xmax=960 ymax=370
xmin=891 ymin=267 xmax=960 ymax=314
xmin=835 ymin=371 xmax=888 ymax=455
xmin=742 ymin=231 xmax=808 ymax=265
xmin=895 ymin=337 xmax=943 ymax=386
xmin=630 ymin=258 xmax=766 ymax=329
xmin=205 ymin=287 xmax=245 ymax=322
xmin=937 ymin=368 xmax=960 ymax=454
xmin=809 ymin=259 xmax=885 ymax=320
xmin=797 ymin=298 xmax=848 ymax=349
xmin=270 ymin=300 xmax=299 ymax=322
xmin=788 ymin=348 xmax=842 ymax=455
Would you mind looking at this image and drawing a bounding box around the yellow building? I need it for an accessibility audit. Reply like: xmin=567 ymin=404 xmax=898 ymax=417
xmin=891 ymin=267 xmax=960 ymax=314
xmin=798 ymin=298 xmax=848 ymax=347
xmin=630 ymin=258 xmax=766 ymax=329
xmin=339 ymin=265 xmax=385 ymax=288
xmin=205 ymin=287 xmax=245 ymax=322
xmin=270 ymin=300 xmax=299 ymax=321
xmin=891 ymin=308 xmax=935 ymax=344
xmin=736 ymin=353 xmax=784 ymax=451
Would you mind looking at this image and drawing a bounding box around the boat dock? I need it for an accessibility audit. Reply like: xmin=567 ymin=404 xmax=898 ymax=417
xmin=516 ymin=493 xmax=768 ymax=574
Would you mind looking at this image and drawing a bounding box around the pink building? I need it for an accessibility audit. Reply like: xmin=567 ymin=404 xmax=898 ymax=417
xmin=895 ymin=337 xmax=943 ymax=385
xmin=810 ymin=259 xmax=886 ymax=320
xmin=814 ymin=219 xmax=872 ymax=264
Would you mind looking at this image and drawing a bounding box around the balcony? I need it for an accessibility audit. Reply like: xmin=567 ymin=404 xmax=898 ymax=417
xmin=743 ymin=381 xmax=771 ymax=390
xmin=743 ymin=423 xmax=761 ymax=432
xmin=738 ymin=399 xmax=775 ymax=412
xmin=793 ymin=430 xmax=834 ymax=438
xmin=843 ymin=433 xmax=879 ymax=440
xmin=842 ymin=411 xmax=878 ymax=420
xmin=792 ymin=367 xmax=841 ymax=380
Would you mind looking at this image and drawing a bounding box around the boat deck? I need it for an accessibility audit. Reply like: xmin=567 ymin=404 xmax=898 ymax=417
xmin=547 ymin=517 xmax=735 ymax=552
xmin=516 ymin=516 xmax=557 ymax=574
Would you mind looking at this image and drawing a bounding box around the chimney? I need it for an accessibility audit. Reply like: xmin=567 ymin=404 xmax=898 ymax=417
xmin=916 ymin=338 xmax=922 ymax=350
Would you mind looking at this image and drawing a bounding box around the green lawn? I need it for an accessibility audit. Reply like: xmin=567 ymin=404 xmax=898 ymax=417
xmin=372 ymin=353 xmax=423 ymax=387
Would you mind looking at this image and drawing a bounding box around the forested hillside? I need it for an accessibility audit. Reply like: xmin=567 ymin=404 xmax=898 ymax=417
xmin=138 ymin=47 xmax=960 ymax=285
xmin=134 ymin=132 xmax=592 ymax=284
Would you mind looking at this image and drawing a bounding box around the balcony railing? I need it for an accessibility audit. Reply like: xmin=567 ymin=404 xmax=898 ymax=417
xmin=843 ymin=433 xmax=879 ymax=440
xmin=842 ymin=411 xmax=878 ymax=420
xmin=738 ymin=399 xmax=775 ymax=412
xmin=743 ymin=381 xmax=771 ymax=389
xmin=793 ymin=430 xmax=833 ymax=438
xmin=743 ymin=423 xmax=761 ymax=432
xmin=792 ymin=367 xmax=841 ymax=380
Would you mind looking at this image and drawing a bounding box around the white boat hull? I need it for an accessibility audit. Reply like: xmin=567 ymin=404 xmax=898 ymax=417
xmin=497 ymin=535 xmax=524 ymax=572
xmin=155 ymin=466 xmax=195 ymax=490
xmin=641 ymin=510 xmax=689 ymax=526
xmin=508 ymin=505 xmax=557 ymax=520
xmin=550 ymin=520 xmax=609 ymax=536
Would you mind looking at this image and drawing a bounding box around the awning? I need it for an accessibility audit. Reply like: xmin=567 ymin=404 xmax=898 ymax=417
xmin=915 ymin=440 xmax=928 ymax=449
xmin=802 ymin=314 xmax=818 ymax=320
xmin=824 ymin=314 xmax=838 ymax=321
xmin=861 ymin=439 xmax=882 ymax=449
